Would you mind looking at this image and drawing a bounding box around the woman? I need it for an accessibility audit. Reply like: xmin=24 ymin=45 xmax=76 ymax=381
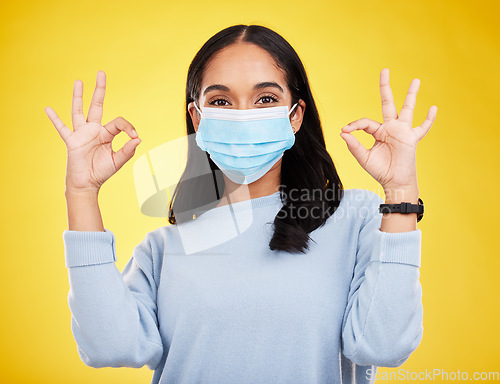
xmin=46 ymin=24 xmax=436 ymax=384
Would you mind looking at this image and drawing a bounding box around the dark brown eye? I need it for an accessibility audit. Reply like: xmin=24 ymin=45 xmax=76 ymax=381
xmin=257 ymin=95 xmax=279 ymax=104
xmin=208 ymin=98 xmax=230 ymax=106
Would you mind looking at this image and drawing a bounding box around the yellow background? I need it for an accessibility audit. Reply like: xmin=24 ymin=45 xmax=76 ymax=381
xmin=1 ymin=0 xmax=499 ymax=382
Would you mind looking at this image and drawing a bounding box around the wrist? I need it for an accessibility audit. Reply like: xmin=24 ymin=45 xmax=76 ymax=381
xmin=383 ymin=186 xmax=419 ymax=204
xmin=65 ymin=186 xmax=100 ymax=199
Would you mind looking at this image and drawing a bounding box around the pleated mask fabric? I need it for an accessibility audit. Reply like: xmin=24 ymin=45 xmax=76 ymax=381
xmin=193 ymin=102 xmax=298 ymax=185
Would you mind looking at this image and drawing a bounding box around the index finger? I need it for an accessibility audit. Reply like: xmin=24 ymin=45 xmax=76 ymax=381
xmin=87 ymin=70 xmax=106 ymax=124
xmin=380 ymin=68 xmax=398 ymax=122
xmin=103 ymin=116 xmax=138 ymax=139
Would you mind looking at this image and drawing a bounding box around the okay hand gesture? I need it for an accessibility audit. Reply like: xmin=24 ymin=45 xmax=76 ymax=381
xmin=340 ymin=68 xmax=437 ymax=192
xmin=45 ymin=71 xmax=142 ymax=193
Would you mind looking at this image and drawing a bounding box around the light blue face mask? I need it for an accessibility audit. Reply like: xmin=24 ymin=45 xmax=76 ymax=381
xmin=193 ymin=102 xmax=299 ymax=185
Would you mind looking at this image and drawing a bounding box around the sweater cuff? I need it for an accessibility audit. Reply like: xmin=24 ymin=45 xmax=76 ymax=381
xmin=370 ymin=228 xmax=422 ymax=267
xmin=62 ymin=228 xmax=117 ymax=268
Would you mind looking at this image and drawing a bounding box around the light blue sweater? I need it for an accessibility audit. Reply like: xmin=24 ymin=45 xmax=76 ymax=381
xmin=63 ymin=188 xmax=423 ymax=384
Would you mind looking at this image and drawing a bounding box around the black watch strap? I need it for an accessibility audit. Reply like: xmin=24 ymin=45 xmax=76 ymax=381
xmin=379 ymin=197 xmax=424 ymax=222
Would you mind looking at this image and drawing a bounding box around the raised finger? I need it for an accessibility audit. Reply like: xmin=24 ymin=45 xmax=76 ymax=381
xmin=87 ymin=70 xmax=106 ymax=124
xmin=413 ymin=106 xmax=438 ymax=140
xmin=341 ymin=118 xmax=383 ymax=140
xmin=103 ymin=116 xmax=139 ymax=139
xmin=380 ymin=68 xmax=398 ymax=122
xmin=72 ymin=79 xmax=86 ymax=129
xmin=398 ymin=78 xmax=420 ymax=124
xmin=45 ymin=106 xmax=72 ymax=143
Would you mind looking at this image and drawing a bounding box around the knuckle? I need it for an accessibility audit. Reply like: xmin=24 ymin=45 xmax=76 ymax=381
xmin=381 ymin=99 xmax=392 ymax=105
xmin=112 ymin=116 xmax=127 ymax=126
xmin=360 ymin=117 xmax=374 ymax=124
xmin=118 ymin=116 xmax=131 ymax=125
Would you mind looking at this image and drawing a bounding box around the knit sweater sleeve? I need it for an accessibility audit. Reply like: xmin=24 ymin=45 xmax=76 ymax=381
xmin=62 ymin=229 xmax=164 ymax=370
xmin=341 ymin=191 xmax=424 ymax=367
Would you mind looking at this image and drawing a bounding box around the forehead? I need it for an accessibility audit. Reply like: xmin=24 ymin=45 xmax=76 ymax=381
xmin=201 ymin=42 xmax=288 ymax=93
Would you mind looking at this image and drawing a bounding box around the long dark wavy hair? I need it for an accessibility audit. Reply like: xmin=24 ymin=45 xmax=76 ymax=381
xmin=167 ymin=24 xmax=344 ymax=254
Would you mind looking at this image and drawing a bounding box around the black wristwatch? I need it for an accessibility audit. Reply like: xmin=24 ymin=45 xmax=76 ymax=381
xmin=379 ymin=197 xmax=424 ymax=223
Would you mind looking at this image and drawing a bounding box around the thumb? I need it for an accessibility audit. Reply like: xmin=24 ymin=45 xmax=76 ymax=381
xmin=340 ymin=132 xmax=369 ymax=166
xmin=113 ymin=137 xmax=142 ymax=171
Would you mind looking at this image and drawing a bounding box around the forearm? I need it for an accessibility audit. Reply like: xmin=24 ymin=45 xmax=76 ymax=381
xmin=63 ymin=230 xmax=164 ymax=369
xmin=65 ymin=188 xmax=104 ymax=231
xmin=342 ymin=214 xmax=423 ymax=367
xmin=380 ymin=186 xmax=420 ymax=233
xmin=68 ymin=261 xmax=163 ymax=368
xmin=342 ymin=261 xmax=423 ymax=367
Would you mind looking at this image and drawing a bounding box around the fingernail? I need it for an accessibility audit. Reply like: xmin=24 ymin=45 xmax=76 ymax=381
xmin=131 ymin=129 xmax=138 ymax=137
xmin=341 ymin=125 xmax=349 ymax=130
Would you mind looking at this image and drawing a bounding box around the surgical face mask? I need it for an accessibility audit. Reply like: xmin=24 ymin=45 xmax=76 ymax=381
xmin=193 ymin=102 xmax=299 ymax=185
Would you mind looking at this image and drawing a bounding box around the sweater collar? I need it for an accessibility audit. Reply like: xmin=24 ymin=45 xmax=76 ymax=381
xmin=196 ymin=191 xmax=283 ymax=219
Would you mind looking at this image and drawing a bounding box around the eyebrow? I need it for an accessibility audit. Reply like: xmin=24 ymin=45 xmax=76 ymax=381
xmin=202 ymin=81 xmax=284 ymax=96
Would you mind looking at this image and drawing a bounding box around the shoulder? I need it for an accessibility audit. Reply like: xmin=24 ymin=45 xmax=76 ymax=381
xmin=141 ymin=223 xmax=197 ymax=259
xmin=141 ymin=224 xmax=179 ymax=252
xmin=131 ymin=225 xmax=178 ymax=285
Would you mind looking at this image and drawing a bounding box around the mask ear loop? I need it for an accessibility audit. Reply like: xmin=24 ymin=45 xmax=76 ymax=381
xmin=288 ymin=102 xmax=299 ymax=117
xmin=289 ymin=102 xmax=299 ymax=134
xmin=193 ymin=101 xmax=202 ymax=117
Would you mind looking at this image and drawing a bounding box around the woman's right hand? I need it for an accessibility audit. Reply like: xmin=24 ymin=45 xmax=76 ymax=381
xmin=45 ymin=70 xmax=142 ymax=194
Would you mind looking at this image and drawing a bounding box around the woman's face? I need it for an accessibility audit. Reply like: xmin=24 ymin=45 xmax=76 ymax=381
xmin=188 ymin=42 xmax=305 ymax=133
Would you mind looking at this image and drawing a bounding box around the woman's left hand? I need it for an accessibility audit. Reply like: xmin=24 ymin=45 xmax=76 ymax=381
xmin=340 ymin=68 xmax=437 ymax=192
